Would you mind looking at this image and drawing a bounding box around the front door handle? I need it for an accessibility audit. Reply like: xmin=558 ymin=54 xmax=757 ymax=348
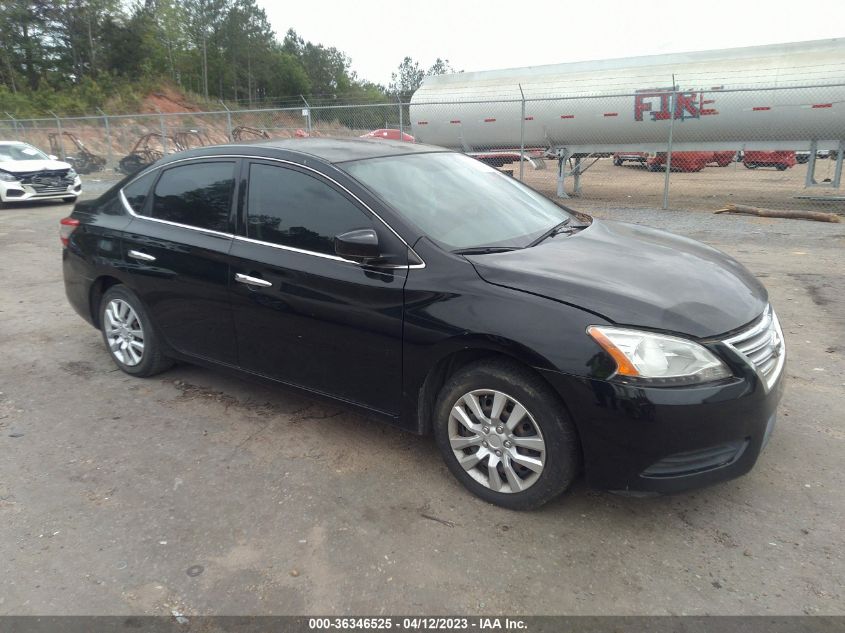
xmin=128 ymin=250 xmax=156 ymax=262
xmin=235 ymin=273 xmax=272 ymax=288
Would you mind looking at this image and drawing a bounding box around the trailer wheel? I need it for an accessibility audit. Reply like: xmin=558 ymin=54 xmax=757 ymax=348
xmin=613 ymin=157 xmax=623 ymax=167
xmin=776 ymin=164 xmax=789 ymax=171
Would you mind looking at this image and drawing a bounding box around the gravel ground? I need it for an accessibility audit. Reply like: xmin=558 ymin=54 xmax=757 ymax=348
xmin=0 ymin=174 xmax=843 ymax=615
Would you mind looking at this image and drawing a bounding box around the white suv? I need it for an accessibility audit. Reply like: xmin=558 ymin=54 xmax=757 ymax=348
xmin=0 ymin=141 xmax=82 ymax=207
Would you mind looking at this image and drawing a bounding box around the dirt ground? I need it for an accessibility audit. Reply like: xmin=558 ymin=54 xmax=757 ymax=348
xmin=0 ymin=177 xmax=843 ymax=615
xmin=518 ymin=156 xmax=845 ymax=214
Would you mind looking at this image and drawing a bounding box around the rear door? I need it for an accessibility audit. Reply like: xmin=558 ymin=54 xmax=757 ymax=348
xmin=229 ymin=160 xmax=407 ymax=415
xmin=120 ymin=159 xmax=239 ymax=364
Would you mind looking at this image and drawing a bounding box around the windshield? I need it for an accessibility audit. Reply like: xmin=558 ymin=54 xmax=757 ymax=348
xmin=342 ymin=152 xmax=577 ymax=251
xmin=0 ymin=143 xmax=50 ymax=162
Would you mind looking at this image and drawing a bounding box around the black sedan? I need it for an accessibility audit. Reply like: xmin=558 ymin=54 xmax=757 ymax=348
xmin=61 ymin=138 xmax=785 ymax=509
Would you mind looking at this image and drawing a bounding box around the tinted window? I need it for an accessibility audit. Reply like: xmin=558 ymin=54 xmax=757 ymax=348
xmin=122 ymin=171 xmax=157 ymax=214
xmin=247 ymin=163 xmax=372 ymax=254
xmin=152 ymin=162 xmax=235 ymax=232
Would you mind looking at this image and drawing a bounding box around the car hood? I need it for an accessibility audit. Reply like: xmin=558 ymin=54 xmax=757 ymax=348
xmin=467 ymin=219 xmax=768 ymax=338
xmin=0 ymin=159 xmax=72 ymax=174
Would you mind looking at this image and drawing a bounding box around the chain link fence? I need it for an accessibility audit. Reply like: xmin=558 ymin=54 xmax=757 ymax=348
xmin=2 ymin=85 xmax=843 ymax=214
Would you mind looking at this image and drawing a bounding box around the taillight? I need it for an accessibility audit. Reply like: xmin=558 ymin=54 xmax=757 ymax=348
xmin=60 ymin=217 xmax=80 ymax=247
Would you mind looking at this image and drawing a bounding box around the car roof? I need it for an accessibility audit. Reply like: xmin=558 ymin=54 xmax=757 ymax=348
xmin=252 ymin=137 xmax=447 ymax=163
xmin=165 ymin=137 xmax=449 ymax=167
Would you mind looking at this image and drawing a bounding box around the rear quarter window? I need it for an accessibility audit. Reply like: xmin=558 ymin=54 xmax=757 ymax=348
xmin=121 ymin=171 xmax=158 ymax=215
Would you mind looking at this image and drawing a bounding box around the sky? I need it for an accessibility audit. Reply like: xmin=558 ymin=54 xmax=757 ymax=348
xmin=257 ymin=0 xmax=845 ymax=86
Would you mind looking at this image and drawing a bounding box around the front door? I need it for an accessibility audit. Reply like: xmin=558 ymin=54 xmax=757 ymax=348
xmin=229 ymin=160 xmax=406 ymax=415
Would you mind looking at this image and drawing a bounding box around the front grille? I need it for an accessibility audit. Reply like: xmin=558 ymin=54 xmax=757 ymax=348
xmin=17 ymin=170 xmax=73 ymax=193
xmin=33 ymin=186 xmax=71 ymax=194
xmin=723 ymin=305 xmax=785 ymax=391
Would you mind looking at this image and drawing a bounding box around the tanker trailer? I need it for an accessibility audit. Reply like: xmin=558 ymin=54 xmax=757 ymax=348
xmin=409 ymin=38 xmax=845 ymax=196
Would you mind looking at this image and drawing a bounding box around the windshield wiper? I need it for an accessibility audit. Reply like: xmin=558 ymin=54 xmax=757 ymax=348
xmin=452 ymin=246 xmax=522 ymax=255
xmin=527 ymin=218 xmax=573 ymax=248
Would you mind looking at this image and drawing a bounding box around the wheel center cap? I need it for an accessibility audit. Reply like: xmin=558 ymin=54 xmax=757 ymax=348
xmin=487 ymin=434 xmax=502 ymax=449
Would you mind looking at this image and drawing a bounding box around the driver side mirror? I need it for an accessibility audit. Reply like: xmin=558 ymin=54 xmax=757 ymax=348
xmin=334 ymin=229 xmax=381 ymax=263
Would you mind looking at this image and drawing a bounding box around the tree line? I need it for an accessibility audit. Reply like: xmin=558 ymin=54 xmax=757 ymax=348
xmin=0 ymin=0 xmax=455 ymax=117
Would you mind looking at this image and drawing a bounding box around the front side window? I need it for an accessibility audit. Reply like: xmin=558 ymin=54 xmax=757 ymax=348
xmin=246 ymin=163 xmax=372 ymax=255
xmin=342 ymin=152 xmax=577 ymax=251
xmin=151 ymin=162 xmax=235 ymax=232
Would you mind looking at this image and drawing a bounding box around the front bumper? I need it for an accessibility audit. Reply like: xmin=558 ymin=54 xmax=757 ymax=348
xmin=0 ymin=176 xmax=82 ymax=202
xmin=538 ymin=361 xmax=784 ymax=494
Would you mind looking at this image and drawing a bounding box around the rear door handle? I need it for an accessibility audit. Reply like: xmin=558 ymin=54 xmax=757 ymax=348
xmin=235 ymin=273 xmax=272 ymax=288
xmin=128 ymin=250 xmax=156 ymax=262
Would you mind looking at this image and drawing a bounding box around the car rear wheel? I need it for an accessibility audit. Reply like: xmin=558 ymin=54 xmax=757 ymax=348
xmin=100 ymin=286 xmax=172 ymax=377
xmin=432 ymin=359 xmax=580 ymax=510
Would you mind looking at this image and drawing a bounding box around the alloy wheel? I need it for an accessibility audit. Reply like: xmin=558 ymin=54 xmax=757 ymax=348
xmin=448 ymin=389 xmax=546 ymax=493
xmin=104 ymin=298 xmax=145 ymax=366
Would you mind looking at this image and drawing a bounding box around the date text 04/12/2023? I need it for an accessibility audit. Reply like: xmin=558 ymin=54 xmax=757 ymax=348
xmin=308 ymin=617 xmax=528 ymax=630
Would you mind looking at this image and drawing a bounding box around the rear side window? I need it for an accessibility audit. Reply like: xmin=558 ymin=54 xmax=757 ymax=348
xmin=152 ymin=162 xmax=235 ymax=232
xmin=246 ymin=163 xmax=372 ymax=255
xmin=122 ymin=171 xmax=157 ymax=214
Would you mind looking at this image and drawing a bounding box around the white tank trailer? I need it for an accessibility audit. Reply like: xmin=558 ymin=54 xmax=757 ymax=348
xmin=409 ymin=39 xmax=845 ymax=192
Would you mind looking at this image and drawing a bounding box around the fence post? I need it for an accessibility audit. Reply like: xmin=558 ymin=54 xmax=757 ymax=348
xmin=662 ymin=78 xmax=677 ymax=210
xmin=5 ymin=112 xmax=18 ymax=141
xmin=518 ymin=84 xmax=526 ymax=181
xmin=156 ymin=107 xmax=167 ymax=153
xmin=398 ymin=96 xmax=404 ymax=141
xmin=97 ymin=107 xmax=113 ymax=170
xmin=48 ymin=111 xmax=65 ymax=160
xmin=220 ymin=100 xmax=233 ymax=141
xmin=300 ymin=95 xmax=312 ymax=135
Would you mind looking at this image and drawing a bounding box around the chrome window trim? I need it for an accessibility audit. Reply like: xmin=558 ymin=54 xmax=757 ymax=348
xmin=118 ymin=153 xmax=426 ymax=269
xmin=119 ymin=189 xmax=232 ymax=239
xmin=233 ymin=234 xmax=357 ymax=265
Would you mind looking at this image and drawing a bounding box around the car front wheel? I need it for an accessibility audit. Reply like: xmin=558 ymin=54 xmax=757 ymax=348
xmin=433 ymin=359 xmax=580 ymax=510
xmin=100 ymin=285 xmax=172 ymax=377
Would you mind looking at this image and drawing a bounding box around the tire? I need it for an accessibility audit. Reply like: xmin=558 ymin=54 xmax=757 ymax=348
xmin=99 ymin=285 xmax=173 ymax=377
xmin=776 ymin=164 xmax=788 ymax=171
xmin=744 ymin=162 xmax=757 ymax=169
xmin=432 ymin=358 xmax=581 ymax=510
xmin=647 ymin=163 xmax=661 ymax=172
xmin=613 ymin=157 xmax=623 ymax=166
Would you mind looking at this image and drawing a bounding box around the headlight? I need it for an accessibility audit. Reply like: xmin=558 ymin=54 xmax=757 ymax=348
xmin=587 ymin=325 xmax=731 ymax=385
xmin=0 ymin=170 xmax=18 ymax=182
xmin=67 ymin=168 xmax=78 ymax=179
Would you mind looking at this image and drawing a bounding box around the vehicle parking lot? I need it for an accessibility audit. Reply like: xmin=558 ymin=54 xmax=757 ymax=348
xmin=1 ymin=175 xmax=843 ymax=615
